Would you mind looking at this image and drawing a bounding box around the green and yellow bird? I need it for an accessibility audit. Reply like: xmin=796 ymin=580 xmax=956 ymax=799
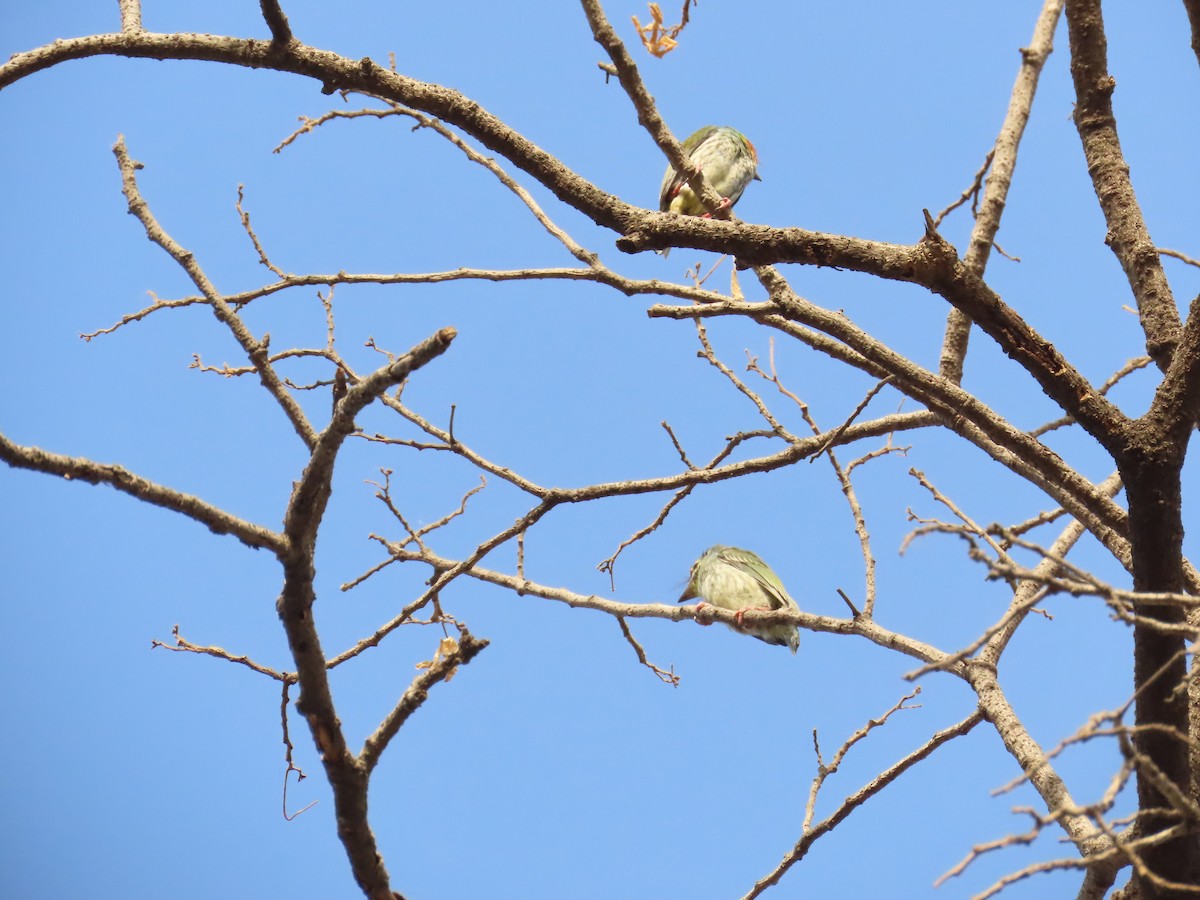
xmin=678 ymin=544 xmax=800 ymax=654
xmin=659 ymin=125 xmax=761 ymax=222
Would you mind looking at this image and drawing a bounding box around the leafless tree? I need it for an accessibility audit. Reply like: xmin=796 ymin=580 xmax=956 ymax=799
xmin=3 ymin=1 xmax=1199 ymax=897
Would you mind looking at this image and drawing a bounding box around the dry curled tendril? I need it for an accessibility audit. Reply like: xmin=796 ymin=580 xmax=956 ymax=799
xmin=416 ymin=636 xmax=461 ymax=682
xmin=631 ymin=2 xmax=692 ymax=58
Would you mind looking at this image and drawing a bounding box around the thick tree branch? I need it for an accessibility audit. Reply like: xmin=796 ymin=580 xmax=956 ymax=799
xmin=1143 ymin=293 xmax=1200 ymax=444
xmin=274 ymin=329 xmax=456 ymax=900
xmin=1186 ymin=0 xmax=1200 ymax=70
xmin=1065 ymin=0 xmax=1181 ymax=369
xmin=1121 ymin=463 xmax=1198 ymax=894
xmin=260 ymin=0 xmax=293 ymax=44
xmin=118 ymin=0 xmax=141 ymax=32
xmin=286 ymin=328 xmax=457 ymax=548
xmin=1 ymin=33 xmax=637 ymax=236
xmin=0 ymin=21 xmax=1161 ymax=399
xmin=0 ymin=432 xmax=285 ymax=553
xmin=920 ymin=222 xmax=1131 ymax=449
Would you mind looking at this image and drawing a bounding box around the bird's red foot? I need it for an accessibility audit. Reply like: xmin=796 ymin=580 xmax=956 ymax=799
xmin=734 ymin=606 xmax=770 ymax=629
xmin=694 ymin=601 xmax=715 ymax=627
xmin=701 ymin=197 xmax=734 ymax=220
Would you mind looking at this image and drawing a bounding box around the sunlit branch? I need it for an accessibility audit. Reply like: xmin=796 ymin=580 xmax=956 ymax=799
xmin=940 ymin=0 xmax=1065 ymax=383
xmin=118 ymin=0 xmax=141 ymax=32
xmin=1065 ymin=0 xmax=1180 ymax=369
xmin=0 ymin=432 xmax=285 ymax=553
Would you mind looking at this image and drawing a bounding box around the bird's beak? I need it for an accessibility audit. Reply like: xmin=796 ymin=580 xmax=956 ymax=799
xmin=754 ymin=172 xmax=763 ymax=181
xmin=678 ymin=583 xmax=697 ymax=603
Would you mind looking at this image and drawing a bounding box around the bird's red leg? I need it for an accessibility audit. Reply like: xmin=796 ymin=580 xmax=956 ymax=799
xmin=701 ymin=197 xmax=734 ymax=220
xmin=734 ymin=606 xmax=771 ymax=629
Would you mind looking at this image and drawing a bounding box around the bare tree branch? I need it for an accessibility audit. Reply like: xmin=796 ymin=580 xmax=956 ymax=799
xmin=0 ymin=432 xmax=284 ymax=553
xmin=940 ymin=0 xmax=1065 ymax=383
xmin=260 ymin=0 xmax=293 ymax=44
xmin=1065 ymin=0 xmax=1180 ymax=369
xmin=118 ymin=0 xmax=141 ymax=32
xmin=113 ymin=135 xmax=320 ymax=450
xmin=360 ymin=627 xmax=490 ymax=775
xmin=742 ymin=710 xmax=984 ymax=898
xmin=5 ymin=3 xmax=1199 ymax=896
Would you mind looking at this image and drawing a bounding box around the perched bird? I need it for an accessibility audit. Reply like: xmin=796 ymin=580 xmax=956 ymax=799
xmin=658 ymin=126 xmax=761 ymax=256
xmin=678 ymin=545 xmax=800 ymax=653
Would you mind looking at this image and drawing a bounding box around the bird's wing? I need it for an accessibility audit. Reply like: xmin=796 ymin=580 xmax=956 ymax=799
xmin=658 ymin=165 xmax=683 ymax=211
xmin=658 ymin=126 xmax=718 ymax=210
xmin=722 ymin=547 xmax=798 ymax=611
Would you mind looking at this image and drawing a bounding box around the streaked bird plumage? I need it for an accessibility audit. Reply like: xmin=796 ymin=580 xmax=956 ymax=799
xmin=678 ymin=544 xmax=800 ymax=653
xmin=659 ymin=125 xmax=761 ymax=219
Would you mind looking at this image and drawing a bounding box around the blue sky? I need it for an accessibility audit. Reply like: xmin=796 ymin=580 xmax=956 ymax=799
xmin=3 ymin=2 xmax=1200 ymax=898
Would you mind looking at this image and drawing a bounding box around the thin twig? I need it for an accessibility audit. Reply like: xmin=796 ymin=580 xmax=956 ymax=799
xmin=743 ymin=710 xmax=982 ymax=899
xmin=152 ymin=624 xmax=291 ymax=681
xmin=617 ymin=617 xmax=679 ymax=686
